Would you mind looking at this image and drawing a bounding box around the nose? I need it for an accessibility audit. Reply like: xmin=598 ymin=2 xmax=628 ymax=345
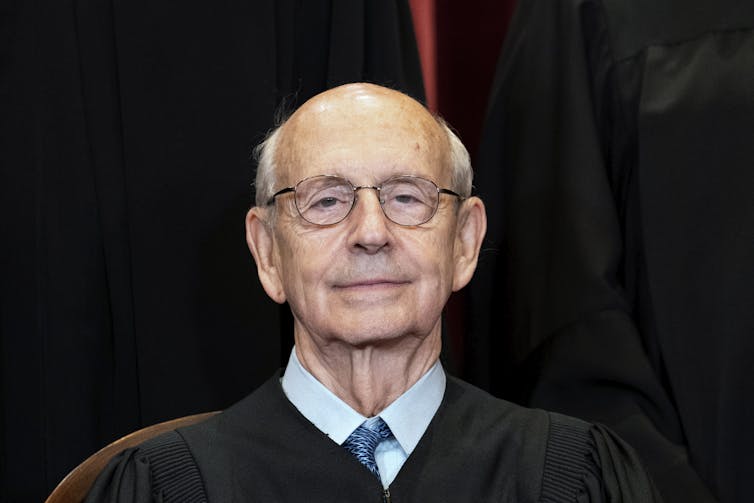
xmin=347 ymin=188 xmax=391 ymax=254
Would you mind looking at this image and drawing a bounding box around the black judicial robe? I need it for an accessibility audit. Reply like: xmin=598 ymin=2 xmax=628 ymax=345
xmin=85 ymin=373 xmax=660 ymax=502
xmin=470 ymin=0 xmax=754 ymax=501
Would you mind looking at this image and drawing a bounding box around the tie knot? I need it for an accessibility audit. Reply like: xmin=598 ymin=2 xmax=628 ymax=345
xmin=367 ymin=417 xmax=393 ymax=441
xmin=342 ymin=417 xmax=393 ymax=479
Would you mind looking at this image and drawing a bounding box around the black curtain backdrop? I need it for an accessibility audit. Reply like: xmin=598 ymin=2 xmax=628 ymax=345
xmin=0 ymin=0 xmax=423 ymax=500
xmin=433 ymin=0 xmax=514 ymax=382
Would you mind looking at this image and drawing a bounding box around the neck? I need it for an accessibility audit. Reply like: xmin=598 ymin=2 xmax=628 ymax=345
xmin=294 ymin=326 xmax=441 ymax=417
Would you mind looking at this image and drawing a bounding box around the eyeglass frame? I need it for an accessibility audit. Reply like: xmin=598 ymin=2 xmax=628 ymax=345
xmin=265 ymin=174 xmax=465 ymax=226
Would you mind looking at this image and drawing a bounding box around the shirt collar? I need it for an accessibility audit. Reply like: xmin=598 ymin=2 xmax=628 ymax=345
xmin=281 ymin=348 xmax=446 ymax=456
xmin=377 ymin=357 xmax=445 ymax=456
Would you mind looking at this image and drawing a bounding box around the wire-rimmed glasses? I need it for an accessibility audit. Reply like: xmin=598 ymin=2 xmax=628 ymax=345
xmin=266 ymin=174 xmax=464 ymax=226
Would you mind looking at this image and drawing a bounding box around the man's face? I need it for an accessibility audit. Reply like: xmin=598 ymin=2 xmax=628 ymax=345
xmin=249 ymin=84 xmax=477 ymax=349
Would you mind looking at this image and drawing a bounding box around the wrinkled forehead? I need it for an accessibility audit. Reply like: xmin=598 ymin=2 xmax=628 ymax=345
xmin=275 ymin=85 xmax=449 ymax=185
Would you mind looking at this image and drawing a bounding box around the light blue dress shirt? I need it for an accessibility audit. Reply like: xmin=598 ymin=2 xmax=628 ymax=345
xmin=281 ymin=348 xmax=446 ymax=488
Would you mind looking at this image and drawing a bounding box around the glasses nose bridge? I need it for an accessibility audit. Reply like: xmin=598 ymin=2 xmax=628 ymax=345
xmin=353 ymin=184 xmax=385 ymax=204
xmin=350 ymin=184 xmax=391 ymax=225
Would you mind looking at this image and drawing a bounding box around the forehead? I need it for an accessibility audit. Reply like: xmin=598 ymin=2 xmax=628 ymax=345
xmin=277 ymin=86 xmax=448 ymax=184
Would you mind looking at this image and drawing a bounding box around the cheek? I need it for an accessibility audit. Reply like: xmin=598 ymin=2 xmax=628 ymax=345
xmin=407 ymin=230 xmax=457 ymax=293
xmin=276 ymin=231 xmax=338 ymax=302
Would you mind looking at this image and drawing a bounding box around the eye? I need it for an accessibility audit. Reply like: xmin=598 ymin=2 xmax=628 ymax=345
xmin=383 ymin=181 xmax=430 ymax=206
xmin=393 ymin=193 xmax=422 ymax=205
xmin=298 ymin=183 xmax=353 ymax=215
xmin=312 ymin=195 xmax=344 ymax=209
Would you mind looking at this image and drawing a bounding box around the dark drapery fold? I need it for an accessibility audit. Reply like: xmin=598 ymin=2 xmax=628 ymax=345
xmin=471 ymin=0 xmax=754 ymax=501
xmin=0 ymin=1 xmax=423 ymax=500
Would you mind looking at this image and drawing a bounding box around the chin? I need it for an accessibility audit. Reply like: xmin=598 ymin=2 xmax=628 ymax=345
xmin=329 ymin=319 xmax=434 ymax=348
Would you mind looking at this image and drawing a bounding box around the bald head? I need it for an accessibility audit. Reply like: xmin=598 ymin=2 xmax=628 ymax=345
xmin=254 ymin=83 xmax=472 ymax=207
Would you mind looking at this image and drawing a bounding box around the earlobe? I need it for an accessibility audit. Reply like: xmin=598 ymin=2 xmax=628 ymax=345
xmin=452 ymin=197 xmax=487 ymax=292
xmin=245 ymin=208 xmax=287 ymax=304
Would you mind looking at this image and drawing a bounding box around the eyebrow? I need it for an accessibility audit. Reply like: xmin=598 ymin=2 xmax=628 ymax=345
xmin=321 ymin=168 xmax=432 ymax=183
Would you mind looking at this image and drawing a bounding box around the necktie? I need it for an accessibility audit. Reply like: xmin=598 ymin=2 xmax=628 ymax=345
xmin=342 ymin=417 xmax=393 ymax=479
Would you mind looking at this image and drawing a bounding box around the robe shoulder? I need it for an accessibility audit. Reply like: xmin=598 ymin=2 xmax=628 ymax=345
xmin=445 ymin=377 xmax=662 ymax=502
xmin=83 ymin=429 xmax=207 ymax=503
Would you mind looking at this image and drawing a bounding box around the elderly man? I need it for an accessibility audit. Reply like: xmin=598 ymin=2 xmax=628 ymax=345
xmin=85 ymin=83 xmax=659 ymax=502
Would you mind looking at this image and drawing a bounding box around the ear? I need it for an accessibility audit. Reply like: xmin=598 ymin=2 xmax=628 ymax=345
xmin=451 ymin=196 xmax=487 ymax=292
xmin=245 ymin=207 xmax=287 ymax=304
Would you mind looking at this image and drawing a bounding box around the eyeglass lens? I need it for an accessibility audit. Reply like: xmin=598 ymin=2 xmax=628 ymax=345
xmin=294 ymin=176 xmax=440 ymax=226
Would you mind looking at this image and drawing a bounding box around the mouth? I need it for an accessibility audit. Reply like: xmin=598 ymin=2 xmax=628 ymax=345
xmin=333 ymin=279 xmax=409 ymax=290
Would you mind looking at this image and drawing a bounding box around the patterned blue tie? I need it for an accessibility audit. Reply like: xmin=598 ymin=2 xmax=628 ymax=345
xmin=342 ymin=417 xmax=394 ymax=479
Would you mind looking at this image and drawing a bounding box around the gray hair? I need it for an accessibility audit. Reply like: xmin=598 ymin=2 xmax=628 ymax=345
xmin=253 ymin=126 xmax=284 ymax=208
xmin=435 ymin=117 xmax=473 ymax=198
xmin=253 ymin=115 xmax=473 ymax=208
